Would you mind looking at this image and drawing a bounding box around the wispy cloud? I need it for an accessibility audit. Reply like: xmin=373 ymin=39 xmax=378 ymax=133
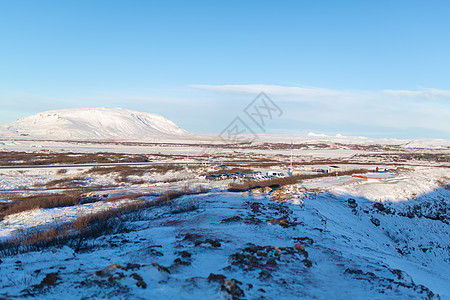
xmin=190 ymin=84 xmax=450 ymax=138
xmin=381 ymin=88 xmax=450 ymax=99
xmin=191 ymin=84 xmax=345 ymax=98
xmin=193 ymin=84 xmax=450 ymax=101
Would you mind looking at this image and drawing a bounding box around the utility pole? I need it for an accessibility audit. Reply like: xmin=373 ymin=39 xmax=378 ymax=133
xmin=290 ymin=140 xmax=293 ymax=172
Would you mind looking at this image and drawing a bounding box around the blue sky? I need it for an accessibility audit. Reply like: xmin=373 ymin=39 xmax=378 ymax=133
xmin=0 ymin=0 xmax=449 ymax=139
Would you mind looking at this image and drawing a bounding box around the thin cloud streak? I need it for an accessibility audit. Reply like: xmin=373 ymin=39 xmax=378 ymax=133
xmin=191 ymin=84 xmax=450 ymax=138
xmin=382 ymin=88 xmax=450 ymax=99
xmin=193 ymin=84 xmax=450 ymax=101
xmin=191 ymin=84 xmax=345 ymax=98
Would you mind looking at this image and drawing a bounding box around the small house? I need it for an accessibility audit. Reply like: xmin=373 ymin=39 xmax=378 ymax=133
xmin=265 ymin=170 xmax=292 ymax=178
xmin=328 ymin=166 xmax=340 ymax=173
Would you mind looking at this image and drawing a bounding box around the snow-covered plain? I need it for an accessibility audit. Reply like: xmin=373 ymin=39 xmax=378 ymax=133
xmin=0 ymin=153 xmax=448 ymax=299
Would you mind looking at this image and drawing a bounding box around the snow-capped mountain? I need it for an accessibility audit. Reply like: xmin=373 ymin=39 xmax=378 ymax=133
xmin=0 ymin=108 xmax=189 ymax=140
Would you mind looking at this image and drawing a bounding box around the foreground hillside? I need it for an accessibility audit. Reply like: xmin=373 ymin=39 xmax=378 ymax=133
xmin=0 ymin=187 xmax=448 ymax=299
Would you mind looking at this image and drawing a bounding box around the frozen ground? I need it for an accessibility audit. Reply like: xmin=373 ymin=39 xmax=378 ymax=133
xmin=0 ymin=188 xmax=448 ymax=299
xmin=0 ymin=139 xmax=448 ymax=299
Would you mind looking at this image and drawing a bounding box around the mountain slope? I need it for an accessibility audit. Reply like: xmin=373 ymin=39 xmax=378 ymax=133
xmin=0 ymin=108 xmax=189 ymax=140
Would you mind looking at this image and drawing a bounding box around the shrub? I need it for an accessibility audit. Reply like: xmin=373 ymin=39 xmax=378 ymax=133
xmin=45 ymin=176 xmax=87 ymax=188
xmin=0 ymin=193 xmax=82 ymax=220
xmin=0 ymin=188 xmax=208 ymax=256
xmin=56 ymin=169 xmax=68 ymax=175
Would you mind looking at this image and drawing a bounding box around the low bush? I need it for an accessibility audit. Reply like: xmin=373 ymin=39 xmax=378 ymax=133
xmin=0 ymin=193 xmax=81 ymax=220
xmin=85 ymin=164 xmax=184 ymax=183
xmin=85 ymin=165 xmax=145 ymax=177
xmin=0 ymin=208 xmax=125 ymax=256
xmin=0 ymin=188 xmax=208 ymax=256
xmin=0 ymin=190 xmax=115 ymax=221
xmin=45 ymin=176 xmax=87 ymax=188
xmin=56 ymin=169 xmax=68 ymax=175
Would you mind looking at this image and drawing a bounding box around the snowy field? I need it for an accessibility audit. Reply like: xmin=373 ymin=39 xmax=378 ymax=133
xmin=0 ymin=138 xmax=449 ymax=299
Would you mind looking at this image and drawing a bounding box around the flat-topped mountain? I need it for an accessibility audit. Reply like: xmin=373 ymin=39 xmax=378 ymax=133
xmin=0 ymin=108 xmax=188 ymax=140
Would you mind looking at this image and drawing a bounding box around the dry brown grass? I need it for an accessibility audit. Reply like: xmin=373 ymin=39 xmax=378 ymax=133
xmin=0 ymin=192 xmax=86 ymax=220
xmin=44 ymin=176 xmax=87 ymax=189
xmin=56 ymin=168 xmax=68 ymax=175
xmin=0 ymin=187 xmax=208 ymax=256
xmin=0 ymin=209 xmax=124 ymax=256
xmin=85 ymin=164 xmax=183 ymax=176
xmin=0 ymin=192 xmax=20 ymax=200
xmin=0 ymin=186 xmax=154 ymax=221
xmin=0 ymin=151 xmax=150 ymax=166
xmin=85 ymin=164 xmax=184 ymax=184
xmin=85 ymin=165 xmax=144 ymax=176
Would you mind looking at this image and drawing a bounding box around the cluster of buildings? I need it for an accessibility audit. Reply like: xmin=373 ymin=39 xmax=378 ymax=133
xmin=205 ymin=170 xmax=292 ymax=181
